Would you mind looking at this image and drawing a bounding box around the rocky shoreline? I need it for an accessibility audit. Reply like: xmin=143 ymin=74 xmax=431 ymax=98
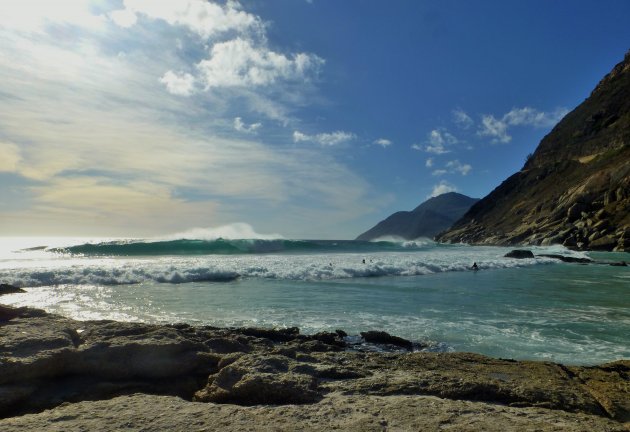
xmin=0 ymin=303 xmax=628 ymax=431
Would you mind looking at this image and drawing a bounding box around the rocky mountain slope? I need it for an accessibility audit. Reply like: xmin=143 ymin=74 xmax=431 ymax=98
xmin=356 ymin=192 xmax=478 ymax=241
xmin=438 ymin=51 xmax=630 ymax=251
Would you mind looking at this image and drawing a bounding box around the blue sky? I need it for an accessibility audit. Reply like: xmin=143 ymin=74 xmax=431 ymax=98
xmin=0 ymin=0 xmax=629 ymax=239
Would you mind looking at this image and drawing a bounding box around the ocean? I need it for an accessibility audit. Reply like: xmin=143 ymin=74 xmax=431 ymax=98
xmin=1 ymin=236 xmax=629 ymax=365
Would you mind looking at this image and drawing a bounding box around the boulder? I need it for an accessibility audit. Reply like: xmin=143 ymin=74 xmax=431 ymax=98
xmin=360 ymin=330 xmax=413 ymax=351
xmin=0 ymin=305 xmax=21 ymax=321
xmin=504 ymin=250 xmax=535 ymax=259
xmin=536 ymin=254 xmax=592 ymax=264
xmin=194 ymin=354 xmax=320 ymax=405
xmin=567 ymin=203 xmax=589 ymax=222
xmin=589 ymin=235 xmax=618 ymax=251
xmin=0 ymin=284 xmax=25 ymax=296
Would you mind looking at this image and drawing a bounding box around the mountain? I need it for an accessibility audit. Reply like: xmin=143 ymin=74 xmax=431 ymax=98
xmin=356 ymin=192 xmax=479 ymax=241
xmin=437 ymin=51 xmax=630 ymax=251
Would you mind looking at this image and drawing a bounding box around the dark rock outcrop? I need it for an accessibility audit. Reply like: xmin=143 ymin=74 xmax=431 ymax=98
xmin=438 ymin=51 xmax=630 ymax=251
xmin=537 ymin=254 xmax=593 ymax=264
xmin=505 ymin=250 xmax=535 ymax=259
xmin=360 ymin=330 xmax=414 ymax=351
xmin=0 ymin=284 xmax=25 ymax=296
xmin=357 ymin=192 xmax=479 ymax=241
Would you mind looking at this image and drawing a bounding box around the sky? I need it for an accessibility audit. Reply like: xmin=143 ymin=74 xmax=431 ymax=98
xmin=0 ymin=0 xmax=629 ymax=239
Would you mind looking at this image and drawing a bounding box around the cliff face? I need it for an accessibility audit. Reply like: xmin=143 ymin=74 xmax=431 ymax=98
xmin=437 ymin=51 xmax=630 ymax=251
xmin=356 ymin=192 xmax=478 ymax=241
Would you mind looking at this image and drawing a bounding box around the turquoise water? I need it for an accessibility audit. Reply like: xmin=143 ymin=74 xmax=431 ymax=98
xmin=1 ymin=237 xmax=628 ymax=365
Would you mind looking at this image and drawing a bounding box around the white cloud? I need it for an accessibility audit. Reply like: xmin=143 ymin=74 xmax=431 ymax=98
xmin=503 ymin=107 xmax=568 ymax=127
xmin=423 ymin=129 xmax=457 ymax=154
xmin=159 ymin=71 xmax=196 ymax=96
xmin=446 ymin=160 xmax=472 ymax=176
xmin=453 ymin=109 xmax=473 ymax=129
xmin=234 ymin=117 xmax=261 ymax=133
xmin=109 ymin=0 xmax=324 ymax=121
xmin=373 ymin=138 xmax=392 ymax=148
xmin=428 ymin=159 xmax=472 ymax=176
xmin=479 ymin=107 xmax=568 ymax=144
xmin=429 ymin=181 xmax=458 ymax=198
xmin=110 ymin=0 xmax=261 ymax=40
xmin=479 ymin=115 xmax=511 ymax=143
xmin=292 ymin=131 xmax=309 ymax=142
xmin=197 ymin=38 xmax=323 ymax=90
xmin=108 ymin=8 xmax=138 ymax=28
xmin=293 ymin=130 xmax=356 ymax=146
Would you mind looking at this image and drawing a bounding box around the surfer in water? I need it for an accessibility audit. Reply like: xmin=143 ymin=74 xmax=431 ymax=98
xmin=471 ymin=262 xmax=479 ymax=271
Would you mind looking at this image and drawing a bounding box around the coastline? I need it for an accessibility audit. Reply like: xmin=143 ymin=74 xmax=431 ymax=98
xmin=1 ymin=304 xmax=628 ymax=431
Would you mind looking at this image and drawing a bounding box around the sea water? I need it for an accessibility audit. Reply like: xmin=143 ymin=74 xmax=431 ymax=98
xmin=1 ymin=236 xmax=628 ymax=365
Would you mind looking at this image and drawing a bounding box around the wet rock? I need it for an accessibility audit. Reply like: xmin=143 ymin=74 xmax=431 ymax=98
xmin=0 ymin=284 xmax=25 ymax=296
xmin=238 ymin=327 xmax=300 ymax=342
xmin=360 ymin=331 xmax=413 ymax=351
xmin=312 ymin=331 xmax=346 ymax=347
xmin=0 ymin=305 xmax=47 ymax=322
xmin=0 ymin=305 xmax=21 ymax=321
xmin=536 ymin=254 xmax=592 ymax=264
xmin=504 ymin=249 xmax=535 ymax=259
xmin=335 ymin=329 xmax=348 ymax=338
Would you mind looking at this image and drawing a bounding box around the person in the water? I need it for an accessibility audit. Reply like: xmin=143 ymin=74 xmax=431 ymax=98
xmin=471 ymin=262 xmax=479 ymax=270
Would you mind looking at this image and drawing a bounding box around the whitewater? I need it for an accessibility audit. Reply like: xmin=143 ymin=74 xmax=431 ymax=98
xmin=1 ymin=235 xmax=629 ymax=365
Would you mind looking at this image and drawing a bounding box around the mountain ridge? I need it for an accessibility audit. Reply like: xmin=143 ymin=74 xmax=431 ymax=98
xmin=356 ymin=192 xmax=479 ymax=241
xmin=437 ymin=51 xmax=630 ymax=251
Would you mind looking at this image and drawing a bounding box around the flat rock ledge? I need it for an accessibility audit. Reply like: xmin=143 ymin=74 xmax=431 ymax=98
xmin=1 ymin=306 xmax=628 ymax=431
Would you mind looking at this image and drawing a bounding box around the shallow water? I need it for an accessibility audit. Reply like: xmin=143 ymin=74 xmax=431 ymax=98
xmin=1 ymin=237 xmax=628 ymax=365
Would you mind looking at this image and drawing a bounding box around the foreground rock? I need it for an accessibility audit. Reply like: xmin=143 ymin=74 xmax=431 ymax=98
xmin=1 ymin=393 xmax=627 ymax=432
xmin=1 ymin=307 xmax=628 ymax=429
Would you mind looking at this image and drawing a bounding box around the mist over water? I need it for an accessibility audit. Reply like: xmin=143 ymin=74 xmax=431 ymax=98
xmin=1 ymin=235 xmax=628 ymax=365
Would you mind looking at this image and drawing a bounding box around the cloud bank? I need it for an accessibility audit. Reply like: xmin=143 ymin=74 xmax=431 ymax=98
xmin=0 ymin=0 xmax=372 ymax=238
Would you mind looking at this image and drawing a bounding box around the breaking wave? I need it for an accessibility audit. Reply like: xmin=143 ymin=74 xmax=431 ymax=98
xmin=47 ymin=238 xmax=437 ymax=257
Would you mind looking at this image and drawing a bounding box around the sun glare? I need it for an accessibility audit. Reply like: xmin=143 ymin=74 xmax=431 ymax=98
xmin=0 ymin=0 xmax=104 ymax=32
